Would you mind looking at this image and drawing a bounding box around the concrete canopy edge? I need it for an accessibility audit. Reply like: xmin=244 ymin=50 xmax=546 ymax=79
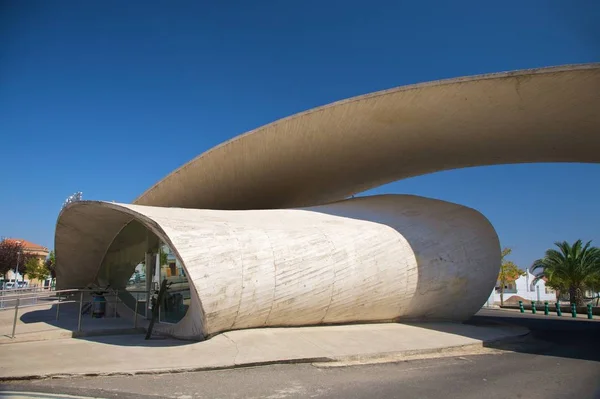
xmin=134 ymin=63 xmax=600 ymax=210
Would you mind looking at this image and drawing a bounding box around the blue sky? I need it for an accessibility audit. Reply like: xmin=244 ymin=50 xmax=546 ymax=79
xmin=1 ymin=0 xmax=598 ymax=269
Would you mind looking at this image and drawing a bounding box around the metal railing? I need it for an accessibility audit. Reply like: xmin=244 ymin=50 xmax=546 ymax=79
xmin=0 ymin=285 xmax=54 ymax=294
xmin=1 ymin=288 xmax=148 ymax=339
xmin=0 ymin=286 xmax=54 ymax=309
xmin=0 ymin=287 xmax=63 ymax=310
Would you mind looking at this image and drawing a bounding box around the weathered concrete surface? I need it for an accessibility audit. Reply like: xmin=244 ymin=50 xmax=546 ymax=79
xmin=0 ymin=322 xmax=527 ymax=380
xmin=134 ymin=64 xmax=600 ymax=210
xmin=56 ymin=194 xmax=500 ymax=339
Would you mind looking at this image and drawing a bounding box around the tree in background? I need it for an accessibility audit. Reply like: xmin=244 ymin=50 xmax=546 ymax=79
xmin=498 ymin=247 xmax=526 ymax=306
xmin=160 ymin=250 xmax=168 ymax=266
xmin=44 ymin=250 xmax=57 ymax=279
xmin=0 ymin=239 xmax=26 ymax=280
xmin=25 ymin=257 xmax=50 ymax=282
xmin=0 ymin=240 xmax=19 ymax=278
xmin=532 ymin=240 xmax=600 ymax=306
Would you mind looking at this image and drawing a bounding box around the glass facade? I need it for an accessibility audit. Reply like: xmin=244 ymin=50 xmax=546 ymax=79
xmin=97 ymin=220 xmax=190 ymax=323
xmin=156 ymin=243 xmax=191 ymax=323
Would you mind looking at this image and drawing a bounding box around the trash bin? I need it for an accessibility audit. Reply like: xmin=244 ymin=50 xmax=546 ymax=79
xmin=92 ymin=294 xmax=106 ymax=318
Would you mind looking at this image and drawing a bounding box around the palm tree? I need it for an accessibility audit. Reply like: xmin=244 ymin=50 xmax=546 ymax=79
xmin=532 ymin=240 xmax=600 ymax=306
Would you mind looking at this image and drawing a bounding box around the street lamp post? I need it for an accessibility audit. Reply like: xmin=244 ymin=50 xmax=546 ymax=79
xmin=15 ymin=250 xmax=20 ymax=284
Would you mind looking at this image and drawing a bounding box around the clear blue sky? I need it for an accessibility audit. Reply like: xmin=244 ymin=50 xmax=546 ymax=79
xmin=1 ymin=0 xmax=598 ymax=269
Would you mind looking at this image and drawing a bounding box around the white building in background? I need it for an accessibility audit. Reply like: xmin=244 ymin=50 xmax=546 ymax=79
xmin=486 ymin=270 xmax=556 ymax=306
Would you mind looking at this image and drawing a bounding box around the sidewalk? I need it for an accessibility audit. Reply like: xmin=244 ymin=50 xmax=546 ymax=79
xmin=0 ymin=321 xmax=527 ymax=380
xmin=0 ymin=299 xmax=147 ymax=344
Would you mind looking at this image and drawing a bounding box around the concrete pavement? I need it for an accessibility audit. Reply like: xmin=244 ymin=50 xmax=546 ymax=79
xmin=0 ymin=393 xmax=98 ymax=399
xmin=0 ymin=321 xmax=527 ymax=380
xmin=5 ymin=352 xmax=598 ymax=399
xmin=4 ymin=310 xmax=599 ymax=399
xmin=0 ymin=299 xmax=148 ymax=344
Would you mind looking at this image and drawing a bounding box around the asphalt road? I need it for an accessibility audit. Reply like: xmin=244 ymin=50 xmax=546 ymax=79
xmin=2 ymin=309 xmax=600 ymax=399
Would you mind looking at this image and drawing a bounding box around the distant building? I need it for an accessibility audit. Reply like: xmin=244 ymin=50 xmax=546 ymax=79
xmin=3 ymin=238 xmax=50 ymax=287
xmin=486 ymin=270 xmax=556 ymax=306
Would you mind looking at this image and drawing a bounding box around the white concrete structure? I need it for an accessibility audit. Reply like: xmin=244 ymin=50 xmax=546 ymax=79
xmin=56 ymin=195 xmax=499 ymax=339
xmin=54 ymin=64 xmax=600 ymax=340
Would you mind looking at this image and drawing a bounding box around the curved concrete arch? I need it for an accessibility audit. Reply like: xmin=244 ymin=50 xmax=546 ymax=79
xmin=56 ymin=194 xmax=500 ymax=340
xmin=135 ymin=64 xmax=600 ymax=210
xmin=55 ymin=200 xmax=207 ymax=338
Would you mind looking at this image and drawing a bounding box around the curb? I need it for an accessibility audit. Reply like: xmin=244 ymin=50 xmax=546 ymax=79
xmin=0 ymin=331 xmax=530 ymax=382
xmin=313 ymin=333 xmax=531 ymax=367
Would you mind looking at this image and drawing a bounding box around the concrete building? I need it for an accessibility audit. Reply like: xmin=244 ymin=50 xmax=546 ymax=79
xmin=54 ymin=64 xmax=600 ymax=340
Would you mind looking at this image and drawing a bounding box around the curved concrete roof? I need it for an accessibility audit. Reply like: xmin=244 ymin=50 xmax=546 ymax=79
xmin=56 ymin=194 xmax=499 ymax=339
xmin=134 ymin=64 xmax=600 ymax=210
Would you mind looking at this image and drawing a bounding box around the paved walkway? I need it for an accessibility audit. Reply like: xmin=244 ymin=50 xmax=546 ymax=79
xmin=0 ymin=298 xmax=147 ymax=344
xmin=0 ymin=393 xmax=96 ymax=399
xmin=0 ymin=321 xmax=527 ymax=380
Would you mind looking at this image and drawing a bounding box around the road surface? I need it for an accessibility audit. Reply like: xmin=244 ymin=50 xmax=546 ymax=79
xmin=2 ymin=309 xmax=599 ymax=399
